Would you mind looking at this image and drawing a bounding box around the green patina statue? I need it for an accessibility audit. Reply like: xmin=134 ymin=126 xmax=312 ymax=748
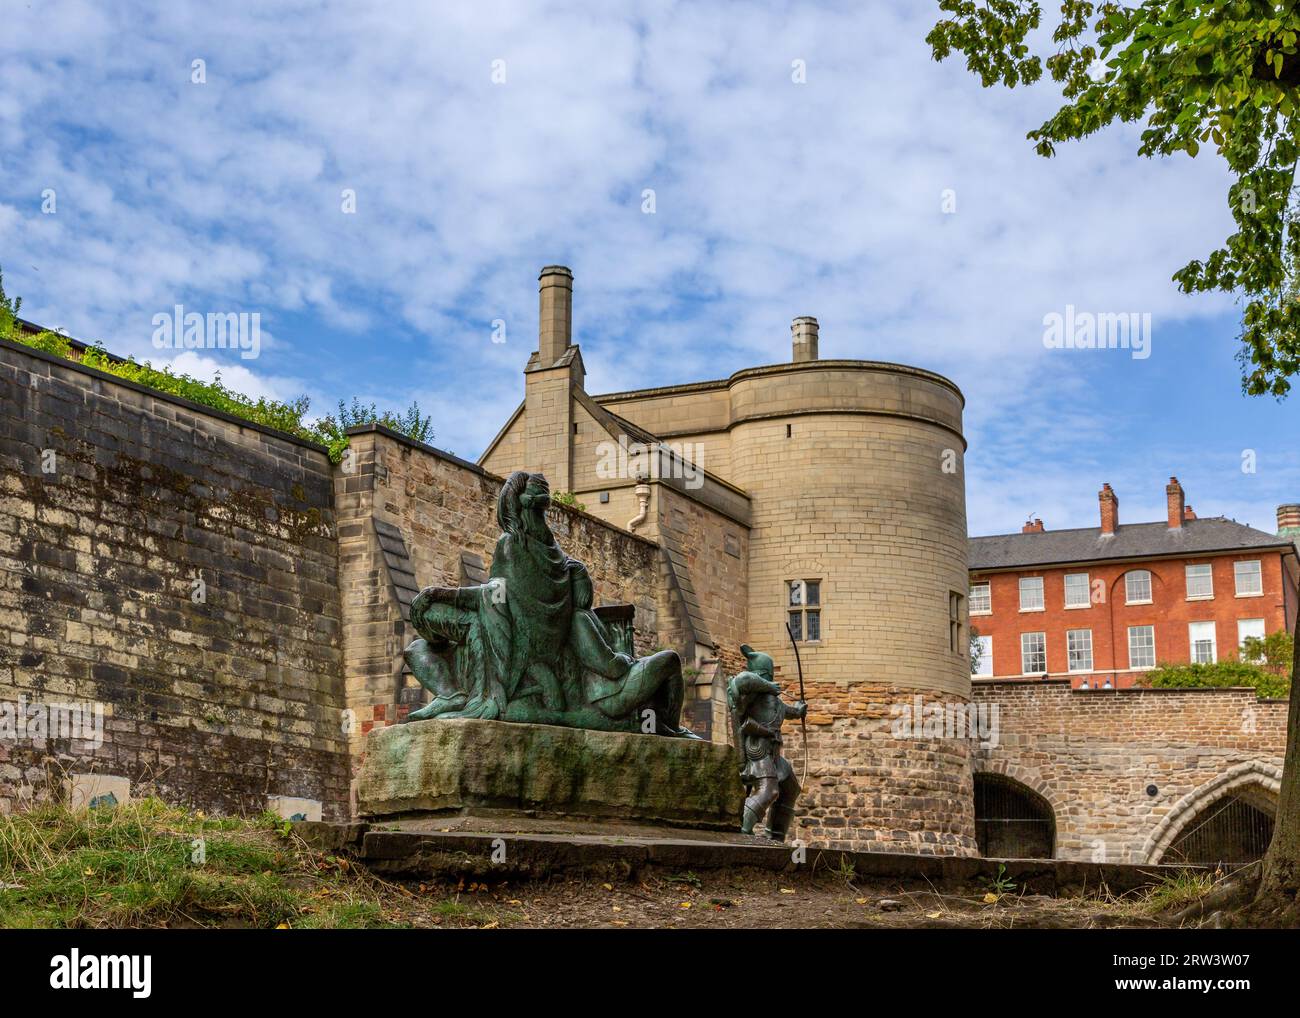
xmin=402 ymin=470 xmax=700 ymax=738
xmin=727 ymin=644 xmax=807 ymax=841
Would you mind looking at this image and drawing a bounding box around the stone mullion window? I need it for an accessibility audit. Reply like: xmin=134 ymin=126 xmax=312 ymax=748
xmin=787 ymin=579 xmax=822 ymax=643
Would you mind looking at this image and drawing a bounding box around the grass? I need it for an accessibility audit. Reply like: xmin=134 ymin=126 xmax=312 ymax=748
xmin=1134 ymin=871 xmax=1218 ymax=915
xmin=0 ymin=798 xmax=405 ymax=929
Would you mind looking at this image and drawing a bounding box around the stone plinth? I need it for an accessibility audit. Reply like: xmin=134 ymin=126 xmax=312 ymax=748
xmin=358 ymin=718 xmax=743 ymax=830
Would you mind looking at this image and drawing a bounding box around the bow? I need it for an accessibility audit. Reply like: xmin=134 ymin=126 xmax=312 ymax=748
xmin=785 ymin=621 xmax=809 ymax=782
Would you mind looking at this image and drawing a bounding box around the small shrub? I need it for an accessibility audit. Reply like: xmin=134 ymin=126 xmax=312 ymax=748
xmin=1139 ymin=659 xmax=1289 ymax=699
xmin=551 ymin=491 xmax=587 ymax=512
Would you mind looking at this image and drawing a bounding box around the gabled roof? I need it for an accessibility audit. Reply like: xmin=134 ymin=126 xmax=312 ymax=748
xmin=969 ymin=517 xmax=1294 ymax=572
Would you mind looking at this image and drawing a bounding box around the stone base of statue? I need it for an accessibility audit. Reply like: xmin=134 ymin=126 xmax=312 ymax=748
xmin=358 ymin=718 xmax=743 ymax=831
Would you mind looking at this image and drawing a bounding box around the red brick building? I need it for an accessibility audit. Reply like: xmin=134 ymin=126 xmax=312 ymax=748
xmin=968 ymin=478 xmax=1300 ymax=688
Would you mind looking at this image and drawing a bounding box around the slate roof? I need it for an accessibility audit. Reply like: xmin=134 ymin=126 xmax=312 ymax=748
xmin=969 ymin=517 xmax=1295 ymax=572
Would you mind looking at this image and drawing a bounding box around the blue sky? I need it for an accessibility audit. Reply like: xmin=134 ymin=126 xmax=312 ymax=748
xmin=2 ymin=0 xmax=1297 ymax=537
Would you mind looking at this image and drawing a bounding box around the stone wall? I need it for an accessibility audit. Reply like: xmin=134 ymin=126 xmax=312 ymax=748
xmin=786 ymin=679 xmax=978 ymax=855
xmin=335 ymin=425 xmax=664 ymax=795
xmin=0 ymin=338 xmax=351 ymax=818
xmin=971 ymin=679 xmax=1288 ymax=862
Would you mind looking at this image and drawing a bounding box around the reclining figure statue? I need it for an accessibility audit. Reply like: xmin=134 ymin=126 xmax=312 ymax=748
xmin=401 ymin=470 xmax=700 ymax=738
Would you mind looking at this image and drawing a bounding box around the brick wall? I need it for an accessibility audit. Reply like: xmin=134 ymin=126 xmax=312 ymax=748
xmin=0 ymin=338 xmax=350 ymax=817
xmin=971 ymin=679 xmax=1288 ymax=862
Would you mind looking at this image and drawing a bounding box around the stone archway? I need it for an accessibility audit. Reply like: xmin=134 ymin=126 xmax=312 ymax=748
xmin=972 ymin=762 xmax=1060 ymax=859
xmin=1144 ymin=761 xmax=1282 ymax=865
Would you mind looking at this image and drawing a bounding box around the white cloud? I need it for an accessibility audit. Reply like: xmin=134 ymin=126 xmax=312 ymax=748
xmin=0 ymin=0 xmax=1283 ymax=533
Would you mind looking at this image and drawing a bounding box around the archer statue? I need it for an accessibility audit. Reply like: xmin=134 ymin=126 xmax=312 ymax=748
xmin=727 ymin=643 xmax=807 ymax=841
xmin=401 ymin=470 xmax=700 ymax=738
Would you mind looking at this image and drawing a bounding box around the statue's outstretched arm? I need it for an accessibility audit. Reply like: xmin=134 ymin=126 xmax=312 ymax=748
xmin=413 ymin=583 xmax=497 ymax=613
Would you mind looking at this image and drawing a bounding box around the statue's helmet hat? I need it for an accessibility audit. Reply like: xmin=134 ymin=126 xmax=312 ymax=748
xmin=740 ymin=643 xmax=775 ymax=680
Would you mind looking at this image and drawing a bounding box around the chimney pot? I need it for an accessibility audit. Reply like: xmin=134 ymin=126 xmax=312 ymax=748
xmin=538 ymin=265 xmax=574 ymax=365
xmin=1098 ymin=482 xmax=1119 ymax=535
xmin=1022 ymin=517 xmax=1045 ymax=534
xmin=792 ymin=316 xmax=819 ymax=362
xmin=1166 ymin=476 xmax=1185 ymax=529
xmin=1278 ymin=503 xmax=1300 ymax=534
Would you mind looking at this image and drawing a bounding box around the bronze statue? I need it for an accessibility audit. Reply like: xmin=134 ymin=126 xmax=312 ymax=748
xmin=727 ymin=644 xmax=807 ymax=840
xmin=402 ymin=470 xmax=699 ymax=738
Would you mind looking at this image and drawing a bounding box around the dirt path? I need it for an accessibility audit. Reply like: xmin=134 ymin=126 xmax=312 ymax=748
xmin=379 ymin=865 xmax=1177 ymax=929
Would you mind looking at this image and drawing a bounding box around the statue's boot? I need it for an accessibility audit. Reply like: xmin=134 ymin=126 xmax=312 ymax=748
xmin=767 ymin=803 xmax=796 ymax=842
xmin=406 ymin=693 xmax=468 ymax=722
xmin=438 ymin=694 xmax=501 ymax=721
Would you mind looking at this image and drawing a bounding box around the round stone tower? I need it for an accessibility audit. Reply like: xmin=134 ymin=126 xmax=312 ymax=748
xmin=723 ymin=320 xmax=974 ymax=854
xmin=487 ymin=269 xmax=978 ymax=855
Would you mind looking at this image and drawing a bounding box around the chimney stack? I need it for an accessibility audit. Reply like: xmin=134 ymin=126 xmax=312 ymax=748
xmin=792 ymin=316 xmax=819 ymax=362
xmin=1183 ymin=505 xmax=1196 ymax=521
xmin=1166 ymin=476 xmax=1185 ymax=529
xmin=1022 ymin=517 xmax=1044 ymax=534
xmin=1098 ymin=483 xmax=1119 ymax=535
xmin=538 ymin=265 xmax=573 ymax=366
xmin=1278 ymin=504 xmax=1300 ymax=536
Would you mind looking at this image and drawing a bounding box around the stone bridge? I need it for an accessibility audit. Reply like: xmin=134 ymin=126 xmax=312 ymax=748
xmin=970 ymin=679 xmax=1288 ymax=864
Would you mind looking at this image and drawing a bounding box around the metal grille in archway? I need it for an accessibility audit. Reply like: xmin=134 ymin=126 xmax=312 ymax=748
xmin=974 ymin=774 xmax=1055 ymax=859
xmin=1162 ymin=794 xmax=1275 ymax=867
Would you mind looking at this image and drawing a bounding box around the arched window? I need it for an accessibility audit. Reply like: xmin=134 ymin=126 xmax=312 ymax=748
xmin=974 ymin=773 xmax=1055 ymax=858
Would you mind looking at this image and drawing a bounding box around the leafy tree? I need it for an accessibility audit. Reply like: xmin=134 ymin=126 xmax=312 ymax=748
xmin=0 ymin=266 xmax=21 ymax=340
xmin=1242 ymin=627 xmax=1295 ymax=676
xmin=928 ymin=0 xmax=1300 ymax=919
xmin=970 ymin=625 xmax=986 ymax=675
xmin=927 ymin=1 xmax=1300 ymax=396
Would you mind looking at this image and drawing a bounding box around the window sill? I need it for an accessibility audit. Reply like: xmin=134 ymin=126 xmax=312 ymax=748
xmin=1235 ymin=591 xmax=1263 ymax=599
xmin=1018 ymin=607 xmax=1045 ymax=614
xmin=1064 ymin=604 xmax=1092 ymax=610
xmin=1185 ymin=595 xmax=1214 ymax=602
xmin=1125 ymin=599 xmax=1153 ymax=607
xmin=970 ymin=609 xmax=992 ymax=617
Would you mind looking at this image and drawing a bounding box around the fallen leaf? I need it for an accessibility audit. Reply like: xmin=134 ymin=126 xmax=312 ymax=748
xmin=276 ymin=922 xmax=290 ymax=929
xmin=602 ymin=883 xmax=613 ymax=891
xmin=679 ymin=902 xmax=692 ymax=909
xmin=855 ymin=898 xmax=868 ymax=905
xmin=779 ymin=888 xmax=795 ymax=895
xmin=612 ymin=905 xmax=622 ymax=912
xmin=926 ymin=911 xmax=942 ymax=919
xmin=983 ymin=893 xmax=999 ymax=904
